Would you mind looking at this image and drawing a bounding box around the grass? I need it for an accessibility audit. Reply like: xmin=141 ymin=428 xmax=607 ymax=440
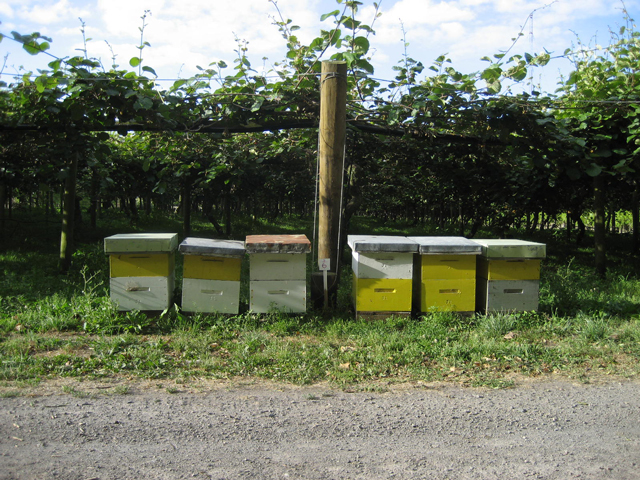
xmin=0 ymin=210 xmax=639 ymax=391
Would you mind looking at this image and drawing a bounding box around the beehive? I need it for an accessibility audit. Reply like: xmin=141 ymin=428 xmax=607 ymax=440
xmin=410 ymin=236 xmax=481 ymax=313
xmin=179 ymin=237 xmax=245 ymax=314
xmin=245 ymin=234 xmax=311 ymax=313
xmin=104 ymin=233 xmax=179 ymax=311
xmin=348 ymin=235 xmax=418 ymax=317
xmin=472 ymin=239 xmax=546 ymax=313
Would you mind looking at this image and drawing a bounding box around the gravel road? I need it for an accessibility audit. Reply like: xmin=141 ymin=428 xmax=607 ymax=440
xmin=1 ymin=378 xmax=639 ymax=479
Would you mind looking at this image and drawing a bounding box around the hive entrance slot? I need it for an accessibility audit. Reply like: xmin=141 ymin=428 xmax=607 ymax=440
xmin=126 ymin=286 xmax=151 ymax=292
xmin=374 ymin=288 xmax=396 ymax=293
xmin=268 ymin=290 xmax=289 ymax=295
xmin=439 ymin=289 xmax=461 ymax=294
xmin=504 ymin=289 xmax=524 ymax=294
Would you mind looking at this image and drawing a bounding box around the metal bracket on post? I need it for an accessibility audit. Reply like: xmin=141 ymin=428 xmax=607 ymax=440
xmin=318 ymin=258 xmax=330 ymax=309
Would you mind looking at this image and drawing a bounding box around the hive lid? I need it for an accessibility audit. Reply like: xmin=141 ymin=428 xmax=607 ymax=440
xmin=347 ymin=235 xmax=418 ymax=253
xmin=104 ymin=233 xmax=179 ymax=253
xmin=179 ymin=237 xmax=245 ymax=256
xmin=472 ymin=239 xmax=546 ymax=259
xmin=245 ymin=234 xmax=311 ymax=254
xmin=410 ymin=236 xmax=482 ymax=255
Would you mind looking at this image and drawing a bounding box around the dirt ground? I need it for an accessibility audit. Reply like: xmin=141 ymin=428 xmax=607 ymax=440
xmin=0 ymin=376 xmax=639 ymax=479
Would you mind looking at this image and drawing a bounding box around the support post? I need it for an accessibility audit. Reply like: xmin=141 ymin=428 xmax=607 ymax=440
xmin=313 ymin=61 xmax=347 ymax=308
xmin=594 ymin=174 xmax=607 ymax=278
xmin=59 ymin=150 xmax=79 ymax=273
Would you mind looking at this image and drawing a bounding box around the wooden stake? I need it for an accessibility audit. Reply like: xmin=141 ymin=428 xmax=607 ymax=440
xmin=318 ymin=61 xmax=347 ymax=285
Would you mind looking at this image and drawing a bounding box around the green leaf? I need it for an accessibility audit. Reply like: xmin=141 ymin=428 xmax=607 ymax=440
xmin=23 ymin=41 xmax=42 ymax=55
xmin=34 ymin=76 xmax=46 ymax=93
xmin=129 ymin=57 xmax=141 ymax=67
xmin=356 ymin=59 xmax=374 ymax=74
xmin=48 ymin=59 xmax=61 ymax=71
xmin=585 ymin=163 xmax=603 ymax=177
xmin=142 ymin=66 xmax=157 ymax=76
xmin=590 ymin=149 xmax=612 ymax=158
xmin=134 ymin=96 xmax=153 ymax=110
xmin=566 ymin=167 xmax=581 ymax=180
xmin=320 ymin=10 xmax=340 ymax=21
xmin=354 ymin=36 xmax=370 ymax=54
xmin=251 ymin=96 xmax=265 ymax=112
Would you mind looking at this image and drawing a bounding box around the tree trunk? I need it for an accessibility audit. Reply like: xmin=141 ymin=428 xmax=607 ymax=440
xmin=633 ymin=187 xmax=639 ymax=253
xmin=594 ymin=174 xmax=607 ymax=278
xmin=574 ymin=211 xmax=586 ymax=246
xmin=224 ymin=193 xmax=232 ymax=237
xmin=183 ymin=182 xmax=191 ymax=237
xmin=89 ymin=169 xmax=99 ymax=229
xmin=59 ymin=151 xmax=80 ymax=273
xmin=611 ymin=209 xmax=616 ymax=234
xmin=48 ymin=190 xmax=54 ymax=216
xmin=0 ymin=182 xmax=6 ymax=232
xmin=531 ymin=211 xmax=539 ymax=231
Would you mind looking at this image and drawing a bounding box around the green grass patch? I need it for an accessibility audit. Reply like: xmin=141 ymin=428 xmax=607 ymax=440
xmin=1 ymin=212 xmax=640 ymax=390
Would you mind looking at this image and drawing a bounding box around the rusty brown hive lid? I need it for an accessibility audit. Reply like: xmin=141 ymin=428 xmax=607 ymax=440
xmin=245 ymin=234 xmax=311 ymax=254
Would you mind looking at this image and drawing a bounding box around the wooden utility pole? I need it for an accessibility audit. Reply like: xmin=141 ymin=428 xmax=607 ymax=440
xmin=314 ymin=61 xmax=347 ymax=307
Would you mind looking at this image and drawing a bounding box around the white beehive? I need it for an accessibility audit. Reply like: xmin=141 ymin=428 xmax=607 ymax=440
xmin=245 ymin=234 xmax=311 ymax=313
xmin=104 ymin=233 xmax=179 ymax=311
xmin=473 ymin=239 xmax=546 ymax=313
xmin=410 ymin=236 xmax=482 ymax=313
xmin=179 ymin=237 xmax=245 ymax=314
xmin=347 ymin=235 xmax=418 ymax=316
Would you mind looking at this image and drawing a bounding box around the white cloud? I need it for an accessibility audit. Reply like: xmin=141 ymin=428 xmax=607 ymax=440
xmin=0 ymin=3 xmax=15 ymax=19
xmin=371 ymin=0 xmax=476 ymax=45
xmin=15 ymin=0 xmax=90 ymax=26
xmin=90 ymin=0 xmax=322 ymax=74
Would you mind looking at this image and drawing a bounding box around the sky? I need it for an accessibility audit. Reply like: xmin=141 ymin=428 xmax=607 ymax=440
xmin=0 ymin=0 xmax=638 ymax=94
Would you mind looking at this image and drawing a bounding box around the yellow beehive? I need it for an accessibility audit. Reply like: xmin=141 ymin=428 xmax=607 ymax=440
xmin=109 ymin=253 xmax=175 ymax=278
xmin=104 ymin=233 xmax=179 ymax=311
xmin=421 ymin=254 xmax=477 ymax=280
xmin=183 ymin=255 xmax=242 ymax=281
xmin=420 ymin=279 xmax=477 ymax=312
xmin=179 ymin=238 xmax=245 ymax=314
xmin=348 ymin=235 xmax=418 ymax=317
xmin=352 ymin=277 xmax=413 ymax=312
xmin=476 ymin=257 xmax=541 ymax=281
xmin=473 ymin=239 xmax=546 ymax=313
xmin=411 ymin=237 xmax=482 ymax=314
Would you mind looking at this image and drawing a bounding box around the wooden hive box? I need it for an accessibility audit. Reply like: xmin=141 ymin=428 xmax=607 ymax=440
xmin=410 ymin=236 xmax=481 ymax=314
xmin=179 ymin=238 xmax=245 ymax=314
xmin=245 ymin=234 xmax=311 ymax=313
xmin=472 ymin=239 xmax=546 ymax=313
xmin=104 ymin=233 xmax=178 ymax=311
xmin=347 ymin=235 xmax=418 ymax=318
